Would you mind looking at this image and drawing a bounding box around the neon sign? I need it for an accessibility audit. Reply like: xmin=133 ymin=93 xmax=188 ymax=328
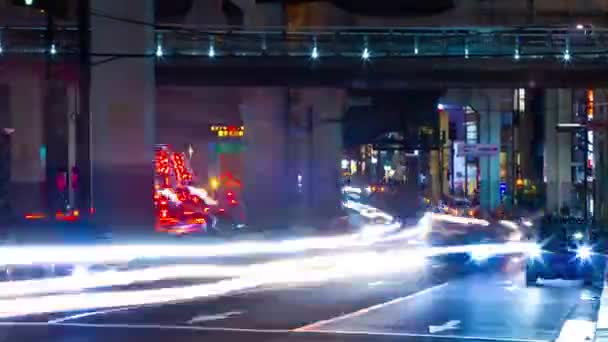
xmin=210 ymin=125 xmax=244 ymax=138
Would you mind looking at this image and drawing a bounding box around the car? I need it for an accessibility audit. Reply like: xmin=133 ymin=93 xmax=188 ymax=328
xmin=525 ymin=222 xmax=595 ymax=286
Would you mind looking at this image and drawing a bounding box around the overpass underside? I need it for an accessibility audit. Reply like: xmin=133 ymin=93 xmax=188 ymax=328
xmin=156 ymin=57 xmax=608 ymax=88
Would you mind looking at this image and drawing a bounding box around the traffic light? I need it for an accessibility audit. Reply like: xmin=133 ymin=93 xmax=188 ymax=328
xmin=11 ymin=0 xmax=69 ymax=17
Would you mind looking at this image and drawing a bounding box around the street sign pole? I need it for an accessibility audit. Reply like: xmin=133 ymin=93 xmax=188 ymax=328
xmin=76 ymin=0 xmax=91 ymax=223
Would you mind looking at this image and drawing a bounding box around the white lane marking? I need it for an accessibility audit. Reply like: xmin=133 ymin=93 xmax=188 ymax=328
xmin=0 ymin=321 xmax=550 ymax=341
xmin=0 ymin=321 xmax=289 ymax=333
xmin=555 ymin=319 xmax=595 ymax=342
xmin=368 ymin=281 xmax=385 ymax=287
xmin=292 ymin=282 xmax=448 ymax=332
xmin=187 ymin=311 xmax=243 ymax=324
xmin=429 ymin=320 xmax=460 ymax=334
xmin=297 ymin=328 xmax=549 ymax=342
xmin=47 ymin=307 xmax=134 ymax=324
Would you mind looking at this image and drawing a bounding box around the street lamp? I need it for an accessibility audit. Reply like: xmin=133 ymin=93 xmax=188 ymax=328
xmin=361 ymin=47 xmax=370 ymax=60
xmin=311 ymin=46 xmax=319 ymax=60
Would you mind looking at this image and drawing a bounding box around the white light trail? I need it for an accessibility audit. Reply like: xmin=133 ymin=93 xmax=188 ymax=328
xmin=499 ymin=220 xmax=519 ymax=230
xmin=0 ymin=209 xmax=488 ymax=266
xmin=0 ymin=249 xmax=427 ymax=318
xmin=0 ymin=264 xmax=246 ymax=298
xmin=187 ymin=186 xmax=218 ymax=205
xmin=343 ymin=200 xmax=394 ymax=222
xmin=342 ymin=186 xmax=362 ymax=194
xmin=0 ymin=232 xmax=393 ymax=266
xmin=0 ymin=240 xmax=534 ymax=318
xmin=158 ymin=188 xmax=181 ymax=204
xmin=431 ymin=213 xmax=489 ymax=226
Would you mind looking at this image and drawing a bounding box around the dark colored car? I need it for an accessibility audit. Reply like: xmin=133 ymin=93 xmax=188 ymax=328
xmin=525 ymin=222 xmax=595 ymax=286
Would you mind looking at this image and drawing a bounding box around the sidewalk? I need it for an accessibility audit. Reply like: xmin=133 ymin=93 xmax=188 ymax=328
xmin=592 ymin=257 xmax=608 ymax=341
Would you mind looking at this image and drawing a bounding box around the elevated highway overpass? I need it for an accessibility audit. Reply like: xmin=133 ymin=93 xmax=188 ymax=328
xmin=2 ymin=25 xmax=608 ymax=87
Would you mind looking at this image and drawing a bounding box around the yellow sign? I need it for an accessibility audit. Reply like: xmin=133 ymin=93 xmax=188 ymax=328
xmin=210 ymin=125 xmax=244 ymax=138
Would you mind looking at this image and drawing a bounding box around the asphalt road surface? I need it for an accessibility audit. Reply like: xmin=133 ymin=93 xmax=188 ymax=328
xmin=0 ymin=253 xmax=600 ymax=342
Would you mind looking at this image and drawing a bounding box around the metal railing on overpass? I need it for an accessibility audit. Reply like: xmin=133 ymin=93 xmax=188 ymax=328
xmin=0 ymin=24 xmax=607 ymax=62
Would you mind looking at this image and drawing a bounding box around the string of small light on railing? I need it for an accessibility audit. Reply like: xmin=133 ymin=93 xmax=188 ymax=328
xmin=563 ymin=37 xmax=571 ymax=62
xmin=147 ymin=34 xmax=592 ymax=64
xmin=0 ymin=44 xmax=590 ymax=63
xmin=0 ymin=29 xmax=601 ymax=64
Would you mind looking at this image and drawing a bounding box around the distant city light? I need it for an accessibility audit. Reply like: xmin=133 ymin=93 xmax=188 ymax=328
xmin=341 ymin=159 xmax=349 ymax=169
xmin=576 ymin=24 xmax=584 ymax=30
xmin=437 ymin=103 xmax=445 ymax=111
xmin=362 ymin=47 xmax=370 ymax=60
xmin=25 ymin=0 xmax=33 ymax=5
xmin=210 ymin=177 xmax=220 ymax=190
xmin=514 ymin=49 xmax=520 ymax=60
xmin=556 ymin=123 xmax=584 ymax=129
xmin=311 ymin=46 xmax=319 ymax=60
xmin=50 ymin=44 xmax=56 ymax=55
xmin=187 ymin=144 xmax=194 ymax=159
xmin=0 ymin=44 xmax=3 ymax=54
xmin=464 ymin=47 xmax=469 ymax=59
xmin=156 ymin=44 xmax=163 ymax=57
xmin=208 ymin=44 xmax=215 ymax=58
xmin=563 ymin=50 xmax=571 ymax=61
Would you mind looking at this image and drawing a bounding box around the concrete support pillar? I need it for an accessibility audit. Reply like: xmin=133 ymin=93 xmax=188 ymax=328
xmin=44 ymin=80 xmax=69 ymax=214
xmin=544 ymin=89 xmax=573 ymax=213
xmin=90 ymin=1 xmax=155 ymax=230
xmin=239 ymin=3 xmax=291 ymax=229
xmin=8 ymin=75 xmax=44 ymax=215
xmin=593 ymin=90 xmax=608 ymax=226
xmin=471 ymin=89 xmax=510 ymax=213
xmin=240 ymin=88 xmax=288 ymax=229
xmin=300 ymin=89 xmax=345 ymax=221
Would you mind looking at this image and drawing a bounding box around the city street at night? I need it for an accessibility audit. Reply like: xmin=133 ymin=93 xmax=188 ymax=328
xmin=3 ymin=0 xmax=608 ymax=341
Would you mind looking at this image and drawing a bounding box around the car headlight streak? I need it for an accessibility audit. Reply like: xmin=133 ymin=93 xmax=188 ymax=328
xmin=576 ymin=245 xmax=592 ymax=261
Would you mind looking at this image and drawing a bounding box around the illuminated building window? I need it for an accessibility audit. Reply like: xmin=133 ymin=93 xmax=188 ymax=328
xmin=587 ymin=89 xmax=594 ymax=119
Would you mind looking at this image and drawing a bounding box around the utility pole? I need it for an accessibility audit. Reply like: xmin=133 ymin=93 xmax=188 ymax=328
xmin=76 ymin=0 xmax=91 ymax=223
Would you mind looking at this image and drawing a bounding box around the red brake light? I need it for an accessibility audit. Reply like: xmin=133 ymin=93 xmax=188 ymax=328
xmin=24 ymin=213 xmax=46 ymax=220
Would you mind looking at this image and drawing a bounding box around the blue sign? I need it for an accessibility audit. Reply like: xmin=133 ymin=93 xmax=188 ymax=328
xmin=499 ymin=182 xmax=507 ymax=201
